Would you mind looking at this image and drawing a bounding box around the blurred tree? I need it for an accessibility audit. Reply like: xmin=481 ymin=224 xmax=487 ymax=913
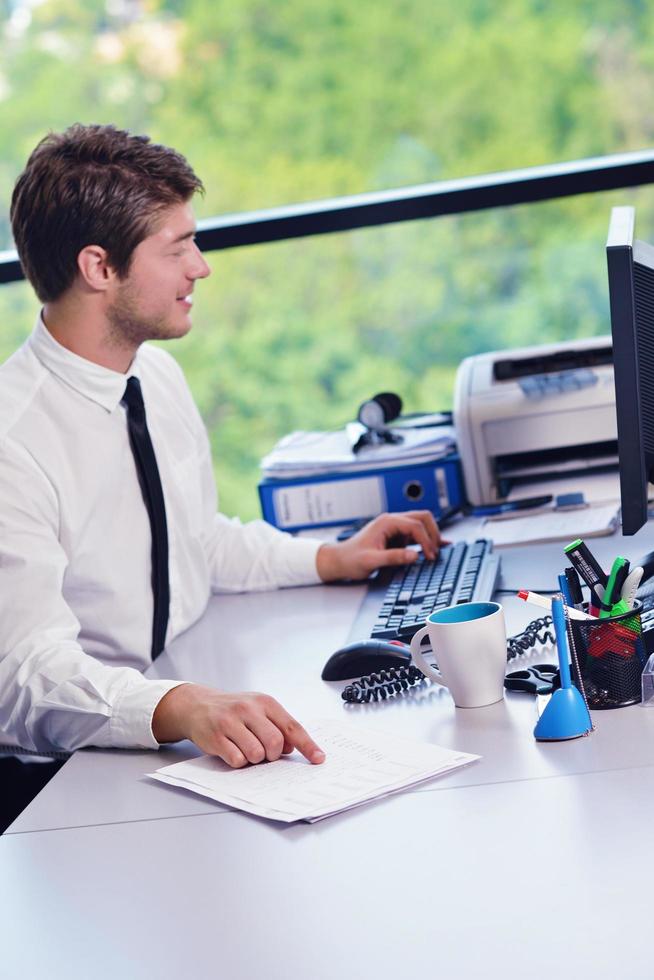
xmin=2 ymin=0 xmax=654 ymax=518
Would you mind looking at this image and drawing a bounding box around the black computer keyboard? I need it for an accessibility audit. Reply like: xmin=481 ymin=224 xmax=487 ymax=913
xmin=358 ymin=539 xmax=501 ymax=643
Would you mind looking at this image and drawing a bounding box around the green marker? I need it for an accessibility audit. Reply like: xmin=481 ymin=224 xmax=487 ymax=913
xmin=564 ymin=538 xmax=608 ymax=592
xmin=599 ymin=556 xmax=630 ymax=619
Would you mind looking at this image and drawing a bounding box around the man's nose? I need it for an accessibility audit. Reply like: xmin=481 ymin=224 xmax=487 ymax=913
xmin=190 ymin=244 xmax=211 ymax=280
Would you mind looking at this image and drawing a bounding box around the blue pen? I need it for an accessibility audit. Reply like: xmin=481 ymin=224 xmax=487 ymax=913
xmin=534 ymin=595 xmax=592 ymax=741
xmin=558 ymin=573 xmax=574 ymax=607
xmin=551 ymin=596 xmax=573 ymax=691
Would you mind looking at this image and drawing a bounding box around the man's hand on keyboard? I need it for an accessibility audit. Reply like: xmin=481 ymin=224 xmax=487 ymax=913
xmin=316 ymin=510 xmax=443 ymax=582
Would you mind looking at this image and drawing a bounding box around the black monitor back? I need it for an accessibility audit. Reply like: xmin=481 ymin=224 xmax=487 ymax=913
xmin=606 ymin=206 xmax=654 ymax=535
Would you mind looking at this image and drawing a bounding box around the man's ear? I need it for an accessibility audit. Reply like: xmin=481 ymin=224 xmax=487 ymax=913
xmin=77 ymin=245 xmax=116 ymax=292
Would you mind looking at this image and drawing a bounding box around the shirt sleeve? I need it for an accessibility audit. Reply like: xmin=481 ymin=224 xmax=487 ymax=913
xmin=0 ymin=439 xmax=183 ymax=754
xmin=205 ymin=513 xmax=324 ymax=593
xmin=170 ymin=359 xmax=326 ymax=593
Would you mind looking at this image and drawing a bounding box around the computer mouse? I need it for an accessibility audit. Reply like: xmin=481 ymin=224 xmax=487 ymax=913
xmin=321 ymin=639 xmax=411 ymax=681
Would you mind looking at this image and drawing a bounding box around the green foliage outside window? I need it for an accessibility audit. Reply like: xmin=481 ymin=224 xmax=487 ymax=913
xmin=2 ymin=1 xmax=654 ymax=517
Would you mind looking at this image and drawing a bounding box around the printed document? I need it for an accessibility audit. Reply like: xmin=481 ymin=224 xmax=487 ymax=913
xmin=148 ymin=719 xmax=479 ymax=823
xmin=483 ymin=501 xmax=620 ymax=547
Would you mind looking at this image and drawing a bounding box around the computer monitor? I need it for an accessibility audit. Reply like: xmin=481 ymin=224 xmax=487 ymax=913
xmin=606 ymin=205 xmax=654 ymax=535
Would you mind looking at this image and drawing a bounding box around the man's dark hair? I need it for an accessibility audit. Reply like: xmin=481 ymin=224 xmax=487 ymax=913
xmin=10 ymin=123 xmax=205 ymax=302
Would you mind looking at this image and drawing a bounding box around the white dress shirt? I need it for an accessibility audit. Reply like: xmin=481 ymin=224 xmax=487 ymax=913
xmin=0 ymin=317 xmax=322 ymax=753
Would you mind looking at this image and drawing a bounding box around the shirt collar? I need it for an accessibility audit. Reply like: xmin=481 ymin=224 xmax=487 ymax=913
xmin=28 ymin=314 xmax=141 ymax=413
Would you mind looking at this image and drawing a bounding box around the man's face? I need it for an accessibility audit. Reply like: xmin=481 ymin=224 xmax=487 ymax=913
xmin=106 ymin=201 xmax=211 ymax=346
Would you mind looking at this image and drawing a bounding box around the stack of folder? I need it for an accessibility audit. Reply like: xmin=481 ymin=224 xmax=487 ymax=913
xmin=258 ymin=424 xmax=463 ymax=532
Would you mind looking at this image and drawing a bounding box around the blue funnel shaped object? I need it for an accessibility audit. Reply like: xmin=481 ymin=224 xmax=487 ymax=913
xmin=534 ymin=685 xmax=592 ymax=740
xmin=534 ymin=596 xmax=592 ymax=741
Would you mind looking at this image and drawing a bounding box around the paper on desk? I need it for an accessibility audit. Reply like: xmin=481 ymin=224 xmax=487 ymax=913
xmin=483 ymin=501 xmax=620 ymax=548
xmin=505 ymin=471 xmax=620 ymax=505
xmin=148 ymin=719 xmax=479 ymax=823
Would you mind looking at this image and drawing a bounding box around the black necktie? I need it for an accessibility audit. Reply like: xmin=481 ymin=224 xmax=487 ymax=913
xmin=122 ymin=376 xmax=170 ymax=660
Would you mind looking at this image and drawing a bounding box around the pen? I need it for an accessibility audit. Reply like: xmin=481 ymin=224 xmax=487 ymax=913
xmin=564 ymin=538 xmax=607 ymax=614
xmin=517 ymin=590 xmax=594 ymax=620
xmin=564 ymin=566 xmax=584 ymax=609
xmin=558 ymin=574 xmax=574 ymax=607
xmin=588 ymin=584 xmax=602 ymax=619
xmin=599 ymin=556 xmax=630 ymax=619
xmin=563 ymin=539 xmax=608 ymax=590
xmin=551 ymin=596 xmax=574 ymax=691
xmin=471 ymin=494 xmax=553 ymax=518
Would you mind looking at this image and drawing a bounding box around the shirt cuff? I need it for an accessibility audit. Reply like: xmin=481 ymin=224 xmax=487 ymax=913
xmin=275 ymin=534 xmax=325 ymax=587
xmin=110 ymin=678 xmax=188 ymax=749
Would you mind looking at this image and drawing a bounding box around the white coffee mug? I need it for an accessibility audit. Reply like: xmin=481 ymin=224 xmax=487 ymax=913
xmin=410 ymin=601 xmax=507 ymax=708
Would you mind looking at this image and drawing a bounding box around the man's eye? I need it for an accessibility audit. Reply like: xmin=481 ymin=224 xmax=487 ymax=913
xmin=172 ymin=238 xmax=195 ymax=255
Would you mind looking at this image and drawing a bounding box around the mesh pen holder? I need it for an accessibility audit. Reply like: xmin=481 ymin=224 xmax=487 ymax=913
xmin=570 ymin=601 xmax=646 ymax=710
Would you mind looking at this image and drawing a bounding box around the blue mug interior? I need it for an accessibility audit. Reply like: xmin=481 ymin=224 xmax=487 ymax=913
xmin=427 ymin=602 xmax=500 ymax=625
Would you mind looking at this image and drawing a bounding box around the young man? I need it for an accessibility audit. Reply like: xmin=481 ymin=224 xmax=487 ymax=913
xmin=0 ymin=124 xmax=441 ymax=779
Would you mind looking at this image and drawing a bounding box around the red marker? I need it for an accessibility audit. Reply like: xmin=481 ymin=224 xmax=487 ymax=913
xmin=517 ymin=590 xmax=594 ymax=620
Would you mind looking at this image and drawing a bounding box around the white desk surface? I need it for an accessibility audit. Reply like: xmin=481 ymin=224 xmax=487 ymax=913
xmin=4 ymin=516 xmax=654 ymax=979
xmin=2 ymin=763 xmax=653 ymax=980
xmin=8 ymin=519 xmax=654 ymax=835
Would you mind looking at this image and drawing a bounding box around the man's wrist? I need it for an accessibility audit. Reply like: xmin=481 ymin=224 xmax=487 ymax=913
xmin=316 ymin=542 xmax=345 ymax=582
xmin=152 ymin=682 xmax=194 ymax=744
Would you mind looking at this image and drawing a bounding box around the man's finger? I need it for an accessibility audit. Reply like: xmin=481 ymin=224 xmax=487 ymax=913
xmin=212 ymin=735 xmax=248 ymax=768
xmin=222 ymin=717 xmax=268 ymax=764
xmin=266 ymin=705 xmax=325 ymax=764
xmin=381 ymin=515 xmax=435 ymax=558
xmin=373 ymin=547 xmax=419 ymax=569
xmin=244 ymin=715 xmax=286 ymax=762
xmin=407 ymin=509 xmax=441 ymax=547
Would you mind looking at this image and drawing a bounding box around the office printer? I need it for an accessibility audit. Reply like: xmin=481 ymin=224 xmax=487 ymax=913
xmin=453 ymin=336 xmax=617 ymax=506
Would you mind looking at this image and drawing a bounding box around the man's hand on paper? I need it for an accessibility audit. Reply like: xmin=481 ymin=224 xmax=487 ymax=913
xmin=316 ymin=510 xmax=443 ymax=582
xmin=152 ymin=685 xmax=326 ymax=767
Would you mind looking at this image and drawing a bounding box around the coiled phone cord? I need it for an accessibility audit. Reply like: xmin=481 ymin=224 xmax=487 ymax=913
xmin=506 ymin=615 xmax=554 ymax=662
xmin=342 ymin=664 xmax=426 ymax=703
xmin=342 ymin=615 xmax=556 ymax=704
